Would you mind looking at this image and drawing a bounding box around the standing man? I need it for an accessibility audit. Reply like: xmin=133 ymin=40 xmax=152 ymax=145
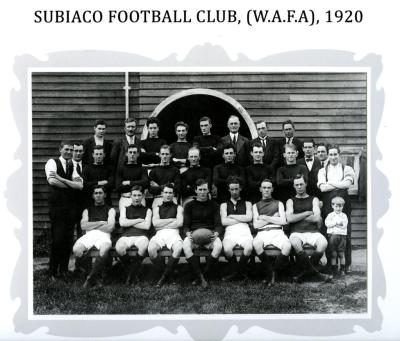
xmin=220 ymin=177 xmax=253 ymax=281
xmin=276 ymin=143 xmax=309 ymax=204
xmin=181 ymin=147 xmax=212 ymax=205
xmin=193 ymin=116 xmax=222 ymax=169
xmin=82 ymin=145 xmax=114 ymax=206
xmin=317 ymin=144 xmax=355 ymax=273
xmin=148 ymin=184 xmax=184 ymax=287
xmin=115 ymin=144 xmax=148 ymax=210
xmin=170 ymin=121 xmax=191 ymax=171
xmin=140 ymin=117 xmax=166 ymax=166
xmin=220 ymin=115 xmax=250 ymax=167
xmin=72 ymin=185 xmax=115 ymax=288
xmin=116 ymin=186 xmax=152 ymax=284
xmin=82 ymin=120 xmax=113 ymax=166
xmin=213 ymin=144 xmax=246 ymax=203
xmin=45 ymin=140 xmax=83 ymax=280
xmin=277 ymin=120 xmax=304 ymax=165
xmin=110 ymin=118 xmax=142 ymax=174
xmin=182 ymin=179 xmax=223 ymax=288
xmin=250 ymin=121 xmax=280 ymax=171
xmin=286 ymin=174 xmax=332 ymax=283
xmin=316 ymin=143 xmax=329 ymax=166
xmin=297 ymin=139 xmax=323 ymax=198
xmin=246 ymin=143 xmax=275 ymax=204
xmin=252 ymin=179 xmax=291 ymax=286
xmin=71 ymin=142 xmax=86 ymax=238
xmin=148 ymin=145 xmax=181 ymax=207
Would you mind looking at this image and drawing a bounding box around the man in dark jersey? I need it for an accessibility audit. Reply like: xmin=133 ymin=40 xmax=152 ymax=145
xmin=252 ymin=179 xmax=291 ymax=286
xmin=276 ymin=143 xmax=308 ymax=204
xmin=82 ymin=119 xmax=113 ymax=166
xmin=149 ymin=145 xmax=181 ymax=207
xmin=72 ymin=185 xmax=116 ymax=287
xmin=115 ymin=144 xmax=148 ymax=210
xmin=286 ymin=174 xmax=332 ymax=283
xmin=148 ymin=184 xmax=183 ymax=287
xmin=82 ymin=145 xmax=114 ymax=206
xmin=297 ymin=139 xmax=323 ymax=199
xmin=181 ymin=147 xmax=212 ymax=205
xmin=45 ymin=140 xmax=83 ymax=280
xmin=140 ymin=117 xmax=166 ymax=166
xmin=116 ymin=186 xmax=152 ymax=284
xmin=192 ymin=116 xmax=222 ymax=169
xmin=220 ymin=177 xmax=253 ymax=281
xmin=182 ymin=179 xmax=223 ymax=288
xmin=213 ymin=143 xmax=246 ymax=203
xmin=246 ymin=143 xmax=275 ymax=204
xmin=170 ymin=121 xmax=191 ymax=172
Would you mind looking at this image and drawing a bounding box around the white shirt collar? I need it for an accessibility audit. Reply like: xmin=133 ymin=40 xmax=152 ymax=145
xmin=94 ymin=135 xmax=104 ymax=145
xmin=126 ymin=135 xmax=135 ymax=144
xmin=230 ymin=132 xmax=238 ymax=140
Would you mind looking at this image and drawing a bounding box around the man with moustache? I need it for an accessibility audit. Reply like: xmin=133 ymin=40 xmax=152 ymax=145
xmin=277 ymin=120 xmax=304 ymax=165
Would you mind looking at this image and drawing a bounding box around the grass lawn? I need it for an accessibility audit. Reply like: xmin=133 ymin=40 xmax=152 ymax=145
xmin=33 ymin=261 xmax=367 ymax=315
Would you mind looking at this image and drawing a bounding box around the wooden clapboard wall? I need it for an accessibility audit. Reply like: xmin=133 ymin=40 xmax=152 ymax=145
xmin=32 ymin=72 xmax=367 ymax=247
xmin=131 ymin=72 xmax=367 ymax=246
xmin=32 ymin=72 xmax=129 ymax=231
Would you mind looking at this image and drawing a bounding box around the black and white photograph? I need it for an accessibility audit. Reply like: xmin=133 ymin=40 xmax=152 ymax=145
xmin=31 ymin=70 xmax=368 ymax=315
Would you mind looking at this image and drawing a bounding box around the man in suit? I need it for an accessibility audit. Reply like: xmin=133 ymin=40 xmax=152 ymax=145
xmin=297 ymin=139 xmax=323 ymax=199
xmin=316 ymin=143 xmax=329 ymax=166
xmin=82 ymin=120 xmax=113 ymax=166
xmin=220 ymin=115 xmax=250 ymax=167
xmin=277 ymin=120 xmax=304 ymax=165
xmin=110 ymin=118 xmax=142 ymax=174
xmin=250 ymin=120 xmax=280 ymax=172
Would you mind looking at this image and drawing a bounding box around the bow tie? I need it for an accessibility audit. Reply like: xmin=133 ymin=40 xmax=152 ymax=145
xmin=305 ymin=158 xmax=313 ymax=162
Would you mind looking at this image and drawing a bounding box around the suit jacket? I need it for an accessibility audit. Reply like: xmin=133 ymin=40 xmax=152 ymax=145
xmin=250 ymin=136 xmax=279 ymax=171
xmin=277 ymin=136 xmax=304 ymax=166
xmin=220 ymin=134 xmax=250 ymax=167
xmin=297 ymin=157 xmax=322 ymax=198
xmin=110 ymin=135 xmax=142 ymax=173
xmin=82 ymin=136 xmax=113 ymax=166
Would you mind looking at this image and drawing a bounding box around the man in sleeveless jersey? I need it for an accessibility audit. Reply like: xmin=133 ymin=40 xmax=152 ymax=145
xmin=286 ymin=174 xmax=332 ymax=283
xmin=148 ymin=183 xmax=184 ymax=287
xmin=220 ymin=177 xmax=253 ymax=281
xmin=252 ymin=179 xmax=291 ymax=286
xmin=45 ymin=140 xmax=83 ymax=280
xmin=72 ymin=185 xmax=116 ymax=288
xmin=116 ymin=186 xmax=152 ymax=284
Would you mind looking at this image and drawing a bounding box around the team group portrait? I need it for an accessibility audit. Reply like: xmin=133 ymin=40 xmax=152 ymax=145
xmin=32 ymin=72 xmax=368 ymax=315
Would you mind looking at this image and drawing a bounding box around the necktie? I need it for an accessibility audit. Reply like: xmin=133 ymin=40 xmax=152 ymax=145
xmin=66 ymin=160 xmax=73 ymax=179
xmin=77 ymin=163 xmax=82 ymax=176
xmin=262 ymin=139 xmax=266 ymax=149
xmin=232 ymin=135 xmax=237 ymax=146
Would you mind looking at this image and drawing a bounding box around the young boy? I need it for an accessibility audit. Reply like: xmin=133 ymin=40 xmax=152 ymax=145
xmin=325 ymin=196 xmax=348 ymax=275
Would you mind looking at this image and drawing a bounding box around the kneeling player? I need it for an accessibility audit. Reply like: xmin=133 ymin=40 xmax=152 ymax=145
xmin=252 ymin=179 xmax=291 ymax=286
xmin=148 ymin=184 xmax=183 ymax=287
xmin=220 ymin=177 xmax=253 ymax=281
xmin=116 ymin=186 xmax=152 ymax=284
xmin=182 ymin=179 xmax=223 ymax=288
xmin=72 ymin=185 xmax=116 ymax=288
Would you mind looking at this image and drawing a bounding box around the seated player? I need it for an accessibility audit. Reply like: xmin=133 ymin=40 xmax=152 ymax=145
xmin=72 ymin=185 xmax=116 ymax=288
xmin=286 ymin=174 xmax=332 ymax=283
xmin=115 ymin=144 xmax=148 ymax=210
xmin=182 ymin=179 xmax=223 ymax=288
xmin=246 ymin=143 xmax=275 ymax=204
xmin=149 ymin=145 xmax=181 ymax=207
xmin=82 ymin=145 xmax=114 ymax=206
xmin=325 ymin=196 xmax=348 ymax=276
xmin=148 ymin=184 xmax=184 ymax=287
xmin=213 ymin=143 xmax=245 ymax=202
xmin=192 ymin=116 xmax=222 ymax=169
xmin=252 ymin=179 xmax=291 ymax=286
xmin=116 ymin=186 xmax=152 ymax=284
xmin=220 ymin=177 xmax=253 ymax=281
xmin=181 ymin=147 xmax=212 ymax=205
xmin=276 ymin=143 xmax=308 ymax=204
xmin=140 ymin=117 xmax=167 ymax=166
xmin=170 ymin=121 xmax=191 ymax=172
